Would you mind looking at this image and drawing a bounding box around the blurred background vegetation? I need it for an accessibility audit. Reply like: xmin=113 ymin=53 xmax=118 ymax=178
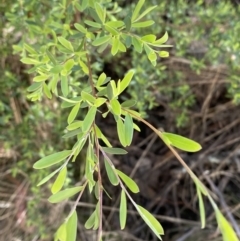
xmin=0 ymin=0 xmax=240 ymax=240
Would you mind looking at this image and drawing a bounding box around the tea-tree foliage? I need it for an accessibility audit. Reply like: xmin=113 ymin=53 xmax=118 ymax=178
xmin=121 ymin=0 xmax=240 ymax=127
xmin=8 ymin=0 xmax=239 ymax=240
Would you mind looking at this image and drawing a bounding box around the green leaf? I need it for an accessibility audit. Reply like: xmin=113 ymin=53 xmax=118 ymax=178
xmin=154 ymin=32 xmax=168 ymax=45
xmin=136 ymin=205 xmax=164 ymax=238
xmin=141 ymin=34 xmax=156 ymax=43
xmin=85 ymin=210 xmax=96 ymax=229
xmin=119 ymin=70 xmax=134 ymax=94
xmin=159 ymin=51 xmax=169 ymax=58
xmin=43 ymin=82 xmax=52 ymax=99
xmin=64 ymin=59 xmax=75 ymax=72
xmin=27 ymin=82 xmax=42 ymax=92
xmin=102 ymin=147 xmax=127 ymax=155
xmin=104 ymin=24 xmax=119 ymax=35
xmin=33 ymin=150 xmax=72 ymax=169
xmin=37 ymin=168 xmax=60 ymax=186
xmin=215 ymin=209 xmax=239 ymax=241
xmin=48 ymin=186 xmax=83 ymax=203
xmin=92 ymin=35 xmax=111 ymax=46
xmin=121 ymin=99 xmax=137 ymax=108
xmin=132 ymin=0 xmax=145 ymax=22
xmin=118 ymin=40 xmax=126 ymax=52
xmin=132 ymin=37 xmax=143 ymax=53
xmin=56 ymin=223 xmax=67 ymax=241
xmin=81 ymin=91 xmax=95 ymax=104
xmin=50 ymin=65 xmax=62 ymax=74
xmin=105 ymin=21 xmax=124 ymax=28
xmin=95 ymin=3 xmax=105 ymax=23
xmin=62 ymin=129 xmax=82 ymax=139
xmin=82 ymin=106 xmax=97 ymax=132
xmin=58 ymin=37 xmax=74 ymax=52
xmin=111 ymin=37 xmax=120 ymax=56
xmin=116 ymin=169 xmax=139 ymax=193
xmin=60 ymin=96 xmax=82 ymax=104
xmin=124 ymin=114 xmax=133 ymax=146
xmin=117 ymin=118 xmax=126 ymax=147
xmin=93 ymin=201 xmax=100 ymax=230
xmin=66 ymin=211 xmax=77 ymax=241
xmin=33 ymin=75 xmax=49 ymax=82
xmin=104 ymin=159 xmax=119 ymax=186
xmin=95 ymin=125 xmax=112 ymax=147
xmin=74 ymin=23 xmax=87 ymax=34
xmin=94 ymin=97 xmax=107 ymax=107
xmin=21 ymin=57 xmax=40 ymax=65
xmin=84 ymin=20 xmax=101 ymax=28
xmin=67 ymin=121 xmax=83 ymax=131
xmin=96 ymin=72 xmax=106 ymax=86
xmin=196 ymin=185 xmax=205 ymax=229
xmin=135 ymin=5 xmax=157 ymax=22
xmin=61 ymin=75 xmax=69 ymax=97
xmin=51 ymin=166 xmax=67 ymax=194
xmin=120 ymin=190 xmax=127 ymax=230
xmin=124 ymin=15 xmax=132 ymax=31
xmin=24 ymin=43 xmax=37 ymax=54
xmin=79 ymin=60 xmax=89 ymax=74
xmin=132 ymin=20 xmax=154 ymax=28
xmin=46 ymin=49 xmax=57 ymax=64
xmin=110 ymin=99 xmax=121 ymax=115
xmin=162 ymin=132 xmax=202 ymax=152
xmin=67 ymin=103 xmax=80 ymax=125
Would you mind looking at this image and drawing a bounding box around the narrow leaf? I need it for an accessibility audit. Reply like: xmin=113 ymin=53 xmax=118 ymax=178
xmin=196 ymin=185 xmax=206 ymax=229
xmin=154 ymin=32 xmax=168 ymax=45
xmin=67 ymin=102 xmax=80 ymax=124
xmin=132 ymin=20 xmax=154 ymax=28
xmin=58 ymin=37 xmax=74 ymax=51
xmin=116 ymin=169 xmax=139 ymax=193
xmin=84 ymin=20 xmax=101 ymax=28
xmin=92 ymin=35 xmax=111 ymax=46
xmin=48 ymin=186 xmax=83 ymax=203
xmin=137 ymin=205 xmax=164 ymax=238
xmin=132 ymin=0 xmax=145 ymax=22
xmin=85 ymin=211 xmax=96 ymax=229
xmin=74 ymin=23 xmax=87 ymax=34
xmin=66 ymin=211 xmax=77 ymax=241
xmin=37 ymin=168 xmax=60 ymax=186
xmin=51 ymin=166 xmax=67 ymax=194
xmin=121 ymin=99 xmax=137 ymax=108
xmin=33 ymin=75 xmax=49 ymax=82
xmin=56 ymin=223 xmax=67 ymax=241
xmin=82 ymin=106 xmax=97 ymax=132
xmin=97 ymin=72 xmax=107 ymax=86
xmin=215 ymin=209 xmax=239 ymax=241
xmin=117 ymin=118 xmax=126 ymax=147
xmin=119 ymin=70 xmax=134 ymax=94
xmin=61 ymin=75 xmax=69 ymax=97
xmin=135 ymin=5 xmax=157 ymax=22
xmin=110 ymin=99 xmax=121 ymax=115
xmin=33 ymin=150 xmax=72 ymax=169
xmin=111 ymin=37 xmax=119 ymax=56
xmin=102 ymin=147 xmax=127 ymax=155
xmin=124 ymin=114 xmax=133 ymax=146
xmin=162 ymin=132 xmax=202 ymax=152
xmin=81 ymin=91 xmax=95 ymax=104
xmin=120 ymin=190 xmax=127 ymax=229
xmin=104 ymin=159 xmax=119 ymax=186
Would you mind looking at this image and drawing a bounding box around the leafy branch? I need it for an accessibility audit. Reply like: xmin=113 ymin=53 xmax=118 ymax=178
xmin=19 ymin=0 xmax=240 ymax=241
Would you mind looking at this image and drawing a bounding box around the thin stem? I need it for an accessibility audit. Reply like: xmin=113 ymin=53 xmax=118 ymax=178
xmin=94 ymin=125 xmax=103 ymax=241
xmin=84 ymin=42 xmax=103 ymax=241
xmin=66 ymin=180 xmax=88 ymax=221
xmin=123 ymin=108 xmax=203 ymax=183
xmin=85 ymin=42 xmax=96 ymax=96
